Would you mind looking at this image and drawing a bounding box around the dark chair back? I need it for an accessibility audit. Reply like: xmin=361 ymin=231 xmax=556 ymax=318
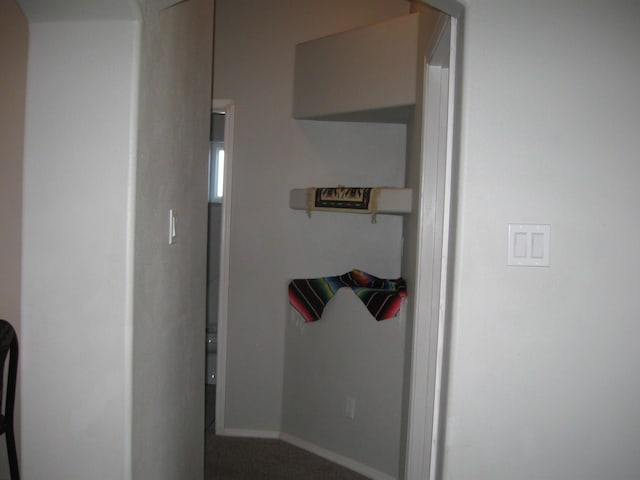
xmin=0 ymin=320 xmax=19 ymax=480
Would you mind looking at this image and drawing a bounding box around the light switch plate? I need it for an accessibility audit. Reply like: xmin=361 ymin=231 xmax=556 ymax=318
xmin=169 ymin=209 xmax=177 ymax=245
xmin=507 ymin=224 xmax=550 ymax=267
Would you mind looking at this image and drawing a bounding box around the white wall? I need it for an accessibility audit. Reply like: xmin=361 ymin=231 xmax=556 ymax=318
xmin=443 ymin=1 xmax=640 ymax=479
xmin=131 ymin=1 xmax=213 ymax=479
xmin=207 ymin=203 xmax=222 ymax=329
xmin=283 ymin=292 xmax=407 ymax=477
xmin=20 ymin=16 xmax=138 ymax=480
xmin=213 ymin=0 xmax=411 ymax=435
xmin=19 ymin=0 xmax=213 ymax=478
xmin=0 ymin=1 xmax=27 ymax=478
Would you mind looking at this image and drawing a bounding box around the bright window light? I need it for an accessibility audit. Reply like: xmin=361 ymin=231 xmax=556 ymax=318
xmin=216 ymin=149 xmax=225 ymax=199
xmin=208 ymin=142 xmax=225 ymax=203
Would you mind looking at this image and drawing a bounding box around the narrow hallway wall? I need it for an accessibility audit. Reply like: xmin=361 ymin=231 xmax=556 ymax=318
xmin=0 ymin=0 xmax=28 ymax=476
xmin=132 ymin=1 xmax=214 ymax=479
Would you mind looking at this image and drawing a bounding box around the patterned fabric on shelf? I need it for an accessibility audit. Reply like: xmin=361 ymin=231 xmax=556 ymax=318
xmin=288 ymin=269 xmax=407 ymax=322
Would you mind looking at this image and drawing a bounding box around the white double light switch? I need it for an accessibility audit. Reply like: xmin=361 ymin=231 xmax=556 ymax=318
xmin=507 ymin=224 xmax=550 ymax=267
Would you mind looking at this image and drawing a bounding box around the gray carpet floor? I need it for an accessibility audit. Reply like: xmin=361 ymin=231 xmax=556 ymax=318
xmin=206 ymin=384 xmax=216 ymax=433
xmin=205 ymin=434 xmax=371 ymax=480
xmin=205 ymin=385 xmax=370 ymax=479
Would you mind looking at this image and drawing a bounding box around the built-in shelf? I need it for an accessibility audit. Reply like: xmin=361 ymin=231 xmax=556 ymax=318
xmin=290 ymin=188 xmax=412 ymax=215
xmin=293 ymin=13 xmax=419 ymax=123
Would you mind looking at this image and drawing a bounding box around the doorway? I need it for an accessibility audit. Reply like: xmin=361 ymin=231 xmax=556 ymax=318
xmin=207 ymin=1 xmax=462 ymax=478
xmin=205 ymin=99 xmax=234 ymax=433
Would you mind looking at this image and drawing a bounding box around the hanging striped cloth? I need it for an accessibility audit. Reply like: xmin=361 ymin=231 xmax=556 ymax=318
xmin=288 ymin=269 xmax=407 ymax=322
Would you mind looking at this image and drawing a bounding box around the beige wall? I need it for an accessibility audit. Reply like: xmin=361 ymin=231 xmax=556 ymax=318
xmin=0 ymin=0 xmax=27 ymax=332
xmin=132 ymin=1 xmax=213 ymax=478
xmin=0 ymin=1 xmax=27 ymax=477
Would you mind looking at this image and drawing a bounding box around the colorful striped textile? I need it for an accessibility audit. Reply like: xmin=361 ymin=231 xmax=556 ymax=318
xmin=288 ymin=269 xmax=407 ymax=322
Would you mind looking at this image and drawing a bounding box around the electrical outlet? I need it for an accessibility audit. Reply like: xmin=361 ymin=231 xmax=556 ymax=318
xmin=345 ymin=397 xmax=356 ymax=420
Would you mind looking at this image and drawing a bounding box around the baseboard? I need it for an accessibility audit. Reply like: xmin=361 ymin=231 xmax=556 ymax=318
xmin=279 ymin=432 xmax=397 ymax=480
xmin=218 ymin=427 xmax=280 ymax=439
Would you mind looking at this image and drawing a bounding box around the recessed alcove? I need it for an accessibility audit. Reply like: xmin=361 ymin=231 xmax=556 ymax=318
xmin=284 ymin=7 xmax=450 ymax=479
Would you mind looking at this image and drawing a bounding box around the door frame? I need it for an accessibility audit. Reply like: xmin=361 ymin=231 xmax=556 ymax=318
xmin=405 ymin=1 xmax=463 ymax=479
xmin=209 ymin=2 xmax=464 ymax=475
xmin=211 ymin=98 xmax=235 ymax=433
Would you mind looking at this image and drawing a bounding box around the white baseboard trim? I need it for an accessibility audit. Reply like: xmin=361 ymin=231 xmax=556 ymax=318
xmin=279 ymin=432 xmax=397 ymax=480
xmin=219 ymin=427 xmax=280 ymax=439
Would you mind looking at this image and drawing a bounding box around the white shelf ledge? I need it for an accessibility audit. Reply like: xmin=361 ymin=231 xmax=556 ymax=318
xmin=290 ymin=188 xmax=412 ymax=215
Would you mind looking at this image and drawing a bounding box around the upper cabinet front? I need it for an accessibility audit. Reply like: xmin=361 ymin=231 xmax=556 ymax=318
xmin=293 ymin=13 xmax=419 ymax=123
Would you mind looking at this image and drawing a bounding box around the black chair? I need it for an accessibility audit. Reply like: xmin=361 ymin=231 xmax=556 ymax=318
xmin=0 ymin=320 xmax=19 ymax=480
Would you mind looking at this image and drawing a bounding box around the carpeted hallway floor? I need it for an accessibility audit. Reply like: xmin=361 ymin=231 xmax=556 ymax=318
xmin=205 ymin=385 xmax=370 ymax=479
xmin=205 ymin=434 xmax=371 ymax=480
